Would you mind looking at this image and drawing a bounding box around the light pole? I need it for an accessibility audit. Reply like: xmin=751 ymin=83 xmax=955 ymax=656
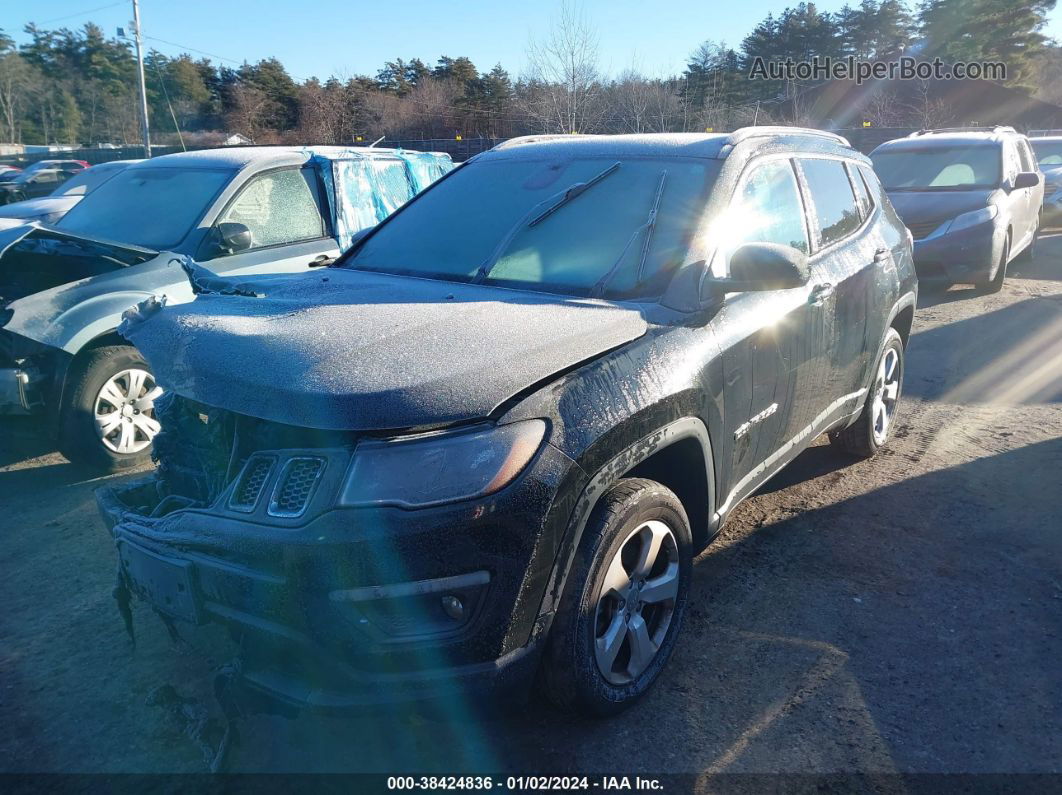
xmin=131 ymin=0 xmax=151 ymax=156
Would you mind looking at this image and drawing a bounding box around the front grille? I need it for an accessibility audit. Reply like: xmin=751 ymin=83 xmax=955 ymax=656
xmin=228 ymin=455 xmax=276 ymax=512
xmin=906 ymin=220 xmax=944 ymax=241
xmin=268 ymin=457 xmax=325 ymax=518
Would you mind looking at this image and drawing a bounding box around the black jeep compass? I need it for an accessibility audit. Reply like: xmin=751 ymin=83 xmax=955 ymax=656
xmin=98 ymin=129 xmax=917 ymax=717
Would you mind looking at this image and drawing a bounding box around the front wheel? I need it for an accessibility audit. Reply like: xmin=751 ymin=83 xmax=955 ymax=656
xmin=830 ymin=328 xmax=904 ymax=458
xmin=977 ymin=234 xmax=1010 ymax=293
xmin=539 ymin=478 xmax=692 ymax=716
xmin=58 ymin=345 xmax=163 ymax=472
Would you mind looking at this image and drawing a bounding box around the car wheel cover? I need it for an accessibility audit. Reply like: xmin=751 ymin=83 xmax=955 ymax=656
xmin=593 ymin=519 xmax=680 ymax=685
xmin=94 ymin=368 xmax=163 ymax=454
xmin=871 ymin=347 xmax=901 ymax=446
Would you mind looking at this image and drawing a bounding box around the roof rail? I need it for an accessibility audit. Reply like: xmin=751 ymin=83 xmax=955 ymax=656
xmin=1028 ymin=129 xmax=1062 ymax=138
xmin=725 ymin=126 xmax=851 ymax=148
xmin=491 ymin=134 xmax=579 ymax=150
xmin=910 ymin=125 xmax=1017 ymax=137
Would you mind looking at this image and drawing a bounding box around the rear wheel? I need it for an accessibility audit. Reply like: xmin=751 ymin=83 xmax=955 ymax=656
xmin=58 ymin=345 xmax=163 ymax=472
xmin=539 ymin=478 xmax=692 ymax=716
xmin=830 ymin=328 xmax=904 ymax=459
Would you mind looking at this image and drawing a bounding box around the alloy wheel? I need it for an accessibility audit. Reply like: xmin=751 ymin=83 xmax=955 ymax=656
xmin=94 ymin=368 xmax=163 ymax=454
xmin=871 ymin=347 xmax=901 ymax=446
xmin=593 ymin=519 xmax=680 ymax=685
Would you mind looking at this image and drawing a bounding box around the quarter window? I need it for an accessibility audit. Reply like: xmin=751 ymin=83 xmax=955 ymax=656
xmin=216 ymin=168 xmax=325 ymax=251
xmin=799 ymin=158 xmax=862 ymax=247
xmin=847 ymin=163 xmax=874 ymax=222
xmin=730 ymin=159 xmax=809 ymax=255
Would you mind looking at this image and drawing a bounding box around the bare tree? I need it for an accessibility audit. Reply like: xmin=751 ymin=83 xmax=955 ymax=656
xmin=225 ymin=82 xmax=270 ymax=143
xmin=906 ymin=79 xmax=954 ymax=129
xmin=0 ymin=52 xmax=35 ymax=142
xmin=522 ymin=2 xmax=602 ymax=133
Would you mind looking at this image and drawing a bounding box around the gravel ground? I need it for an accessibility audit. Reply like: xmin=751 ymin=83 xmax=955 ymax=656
xmin=1 ymin=239 xmax=1060 ymax=778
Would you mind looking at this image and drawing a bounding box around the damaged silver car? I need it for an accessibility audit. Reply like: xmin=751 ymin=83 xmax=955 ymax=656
xmin=0 ymin=146 xmax=452 ymax=470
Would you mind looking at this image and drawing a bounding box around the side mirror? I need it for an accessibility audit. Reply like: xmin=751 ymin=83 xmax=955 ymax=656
xmin=213 ymin=221 xmax=252 ymax=255
xmin=1012 ymin=171 xmax=1040 ymax=190
xmin=709 ymin=242 xmax=810 ymax=294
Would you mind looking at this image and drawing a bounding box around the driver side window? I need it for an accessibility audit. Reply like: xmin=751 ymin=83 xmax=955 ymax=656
xmin=730 ymin=159 xmax=809 ymax=257
xmin=215 ymin=167 xmax=325 ymax=252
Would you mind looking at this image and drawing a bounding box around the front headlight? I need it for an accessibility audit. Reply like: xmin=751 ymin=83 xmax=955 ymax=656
xmin=944 ymin=205 xmax=998 ymax=235
xmin=338 ymin=419 xmax=547 ymax=508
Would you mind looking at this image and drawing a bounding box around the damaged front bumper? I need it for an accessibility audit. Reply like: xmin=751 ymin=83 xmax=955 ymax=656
xmin=96 ymin=439 xmax=583 ymax=712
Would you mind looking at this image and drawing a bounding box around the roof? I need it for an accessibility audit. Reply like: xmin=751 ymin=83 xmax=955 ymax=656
xmin=872 ymin=132 xmax=1009 ymax=152
xmin=133 ymin=145 xmax=448 ymax=172
xmin=481 ymin=128 xmax=855 ymax=162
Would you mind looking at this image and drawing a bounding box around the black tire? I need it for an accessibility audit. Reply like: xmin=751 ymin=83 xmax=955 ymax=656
xmin=539 ymin=477 xmax=692 ymax=717
xmin=830 ymin=328 xmax=904 ymax=459
xmin=58 ymin=345 xmax=159 ymax=473
xmin=977 ymin=234 xmax=1009 ymax=293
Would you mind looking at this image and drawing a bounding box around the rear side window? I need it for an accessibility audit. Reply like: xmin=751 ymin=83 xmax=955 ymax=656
xmin=799 ymin=158 xmax=861 ymax=247
xmin=847 ymin=163 xmax=874 ymax=221
xmin=730 ymin=159 xmax=809 ymax=254
xmin=1016 ymin=140 xmax=1036 ymax=172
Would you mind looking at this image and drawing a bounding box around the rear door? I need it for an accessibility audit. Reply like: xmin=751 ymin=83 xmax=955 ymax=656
xmin=795 ymin=157 xmax=874 ymax=420
xmin=199 ymin=166 xmax=339 ymax=278
xmin=1014 ymin=139 xmax=1041 ymax=247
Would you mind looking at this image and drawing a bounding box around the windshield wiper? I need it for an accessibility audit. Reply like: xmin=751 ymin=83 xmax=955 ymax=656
xmin=590 ymin=170 xmax=668 ymax=298
xmin=473 ymin=161 xmax=621 ymax=283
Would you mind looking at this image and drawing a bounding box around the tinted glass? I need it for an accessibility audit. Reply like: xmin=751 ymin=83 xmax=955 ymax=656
xmin=216 ymin=168 xmax=324 ymax=250
xmin=58 ymin=167 xmax=232 ymax=248
xmin=799 ymin=158 xmax=862 ymax=247
xmin=1017 ymin=141 xmax=1035 ymax=172
xmin=848 ymin=163 xmax=873 ymax=220
xmin=870 ymin=145 xmax=1002 ymax=189
xmin=348 ymin=157 xmax=716 ymax=298
xmin=1031 ymin=140 xmax=1062 ymax=166
xmin=729 ymin=159 xmax=808 ymax=254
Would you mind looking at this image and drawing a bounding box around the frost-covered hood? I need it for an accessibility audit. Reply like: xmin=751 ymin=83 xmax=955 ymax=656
xmin=121 ymin=268 xmax=649 ymax=432
xmin=886 ymin=188 xmax=997 ymax=227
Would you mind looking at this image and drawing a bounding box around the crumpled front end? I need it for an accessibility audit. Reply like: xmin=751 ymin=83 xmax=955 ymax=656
xmin=97 ymin=392 xmax=584 ymax=711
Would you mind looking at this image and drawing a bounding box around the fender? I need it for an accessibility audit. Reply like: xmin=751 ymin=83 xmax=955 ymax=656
xmin=532 ymin=416 xmax=716 ymax=629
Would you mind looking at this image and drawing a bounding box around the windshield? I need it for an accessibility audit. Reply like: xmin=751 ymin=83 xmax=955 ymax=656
xmin=1031 ymin=140 xmax=1062 ymax=166
xmin=56 ymin=167 xmax=233 ymax=248
xmin=51 ymin=165 xmax=124 ymax=197
xmin=871 ymin=145 xmax=1002 ymax=190
xmin=345 ymin=156 xmax=716 ymax=298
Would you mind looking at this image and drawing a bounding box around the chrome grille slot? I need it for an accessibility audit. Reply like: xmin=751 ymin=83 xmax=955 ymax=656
xmin=906 ymin=220 xmax=943 ymax=241
xmin=268 ymin=457 xmax=325 ymax=518
xmin=228 ymin=455 xmax=276 ymax=512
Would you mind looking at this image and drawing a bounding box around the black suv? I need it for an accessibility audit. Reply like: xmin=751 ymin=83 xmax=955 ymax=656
xmin=99 ymin=129 xmax=917 ymax=716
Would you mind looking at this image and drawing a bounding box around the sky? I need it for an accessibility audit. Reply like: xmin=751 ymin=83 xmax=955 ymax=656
xmin=8 ymin=0 xmax=1062 ymax=82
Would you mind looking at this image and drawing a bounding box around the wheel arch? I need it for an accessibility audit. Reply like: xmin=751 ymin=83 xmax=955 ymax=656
xmin=536 ymin=417 xmax=716 ymax=625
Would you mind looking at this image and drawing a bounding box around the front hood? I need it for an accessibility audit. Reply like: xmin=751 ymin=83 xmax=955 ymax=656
xmin=0 ymin=196 xmax=79 ymax=221
xmin=886 ymin=189 xmax=997 ymax=227
xmin=121 ymin=268 xmax=650 ymax=432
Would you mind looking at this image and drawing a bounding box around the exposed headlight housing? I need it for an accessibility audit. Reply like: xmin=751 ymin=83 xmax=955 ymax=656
xmin=942 ymin=204 xmax=998 ymax=236
xmin=338 ymin=419 xmax=547 ymax=509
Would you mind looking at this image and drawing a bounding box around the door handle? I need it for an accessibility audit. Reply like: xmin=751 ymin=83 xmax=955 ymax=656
xmin=808 ymin=283 xmax=834 ymax=305
xmin=309 ymin=254 xmax=335 ymax=267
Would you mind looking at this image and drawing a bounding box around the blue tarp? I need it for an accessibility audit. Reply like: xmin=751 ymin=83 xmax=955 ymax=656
xmin=311 ymin=148 xmax=453 ymax=251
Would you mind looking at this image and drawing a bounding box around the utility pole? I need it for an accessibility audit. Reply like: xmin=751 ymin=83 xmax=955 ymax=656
xmin=131 ymin=0 xmax=151 ymax=157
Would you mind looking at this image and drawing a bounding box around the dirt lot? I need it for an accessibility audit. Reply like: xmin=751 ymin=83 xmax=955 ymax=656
xmin=1 ymin=240 xmax=1060 ymax=778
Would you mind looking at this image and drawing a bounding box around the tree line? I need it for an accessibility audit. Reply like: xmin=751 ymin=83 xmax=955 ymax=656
xmin=0 ymin=0 xmax=1057 ymax=147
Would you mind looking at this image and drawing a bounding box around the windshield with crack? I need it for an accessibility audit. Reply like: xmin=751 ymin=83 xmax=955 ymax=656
xmin=344 ymin=156 xmax=717 ymax=298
